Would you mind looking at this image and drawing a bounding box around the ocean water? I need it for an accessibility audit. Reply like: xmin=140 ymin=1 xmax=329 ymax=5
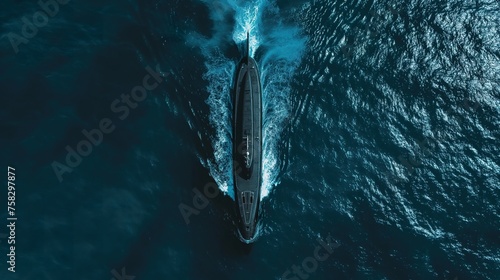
xmin=0 ymin=0 xmax=499 ymax=279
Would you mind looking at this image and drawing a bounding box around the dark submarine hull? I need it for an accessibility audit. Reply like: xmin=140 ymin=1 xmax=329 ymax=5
xmin=232 ymin=33 xmax=262 ymax=243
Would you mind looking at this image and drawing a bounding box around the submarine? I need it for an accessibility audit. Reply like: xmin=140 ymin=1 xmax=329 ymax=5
xmin=232 ymin=32 xmax=262 ymax=243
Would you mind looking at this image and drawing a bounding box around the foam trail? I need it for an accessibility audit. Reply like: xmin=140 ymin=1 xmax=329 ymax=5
xmin=231 ymin=0 xmax=264 ymax=57
xmin=191 ymin=0 xmax=307 ymax=200
xmin=259 ymin=24 xmax=307 ymax=199
xmin=202 ymin=52 xmax=235 ymax=199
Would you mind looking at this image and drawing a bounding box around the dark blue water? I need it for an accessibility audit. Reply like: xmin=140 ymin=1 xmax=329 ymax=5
xmin=0 ymin=0 xmax=499 ymax=279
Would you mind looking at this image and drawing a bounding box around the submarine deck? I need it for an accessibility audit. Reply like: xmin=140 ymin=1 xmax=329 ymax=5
xmin=233 ymin=56 xmax=262 ymax=229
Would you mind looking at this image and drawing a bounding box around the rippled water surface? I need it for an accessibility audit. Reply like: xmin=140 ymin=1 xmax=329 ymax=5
xmin=0 ymin=0 xmax=498 ymax=279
